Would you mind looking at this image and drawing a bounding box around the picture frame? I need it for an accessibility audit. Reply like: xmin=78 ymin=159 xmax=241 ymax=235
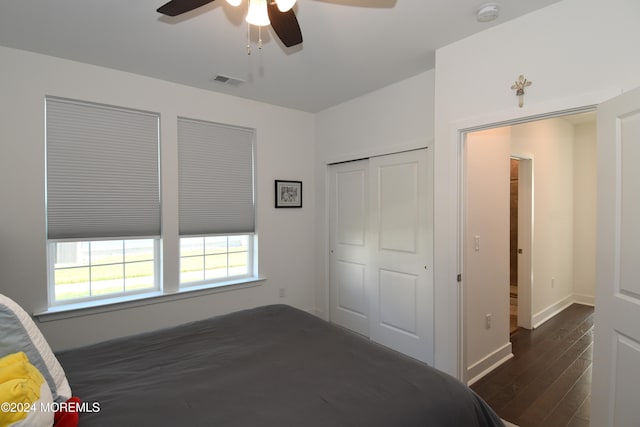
xmin=275 ymin=180 xmax=302 ymax=208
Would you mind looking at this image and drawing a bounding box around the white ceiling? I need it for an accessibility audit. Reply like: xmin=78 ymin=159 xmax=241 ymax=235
xmin=0 ymin=0 xmax=563 ymax=112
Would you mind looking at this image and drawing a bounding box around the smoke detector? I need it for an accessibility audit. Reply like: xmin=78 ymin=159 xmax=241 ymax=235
xmin=476 ymin=3 xmax=500 ymax=22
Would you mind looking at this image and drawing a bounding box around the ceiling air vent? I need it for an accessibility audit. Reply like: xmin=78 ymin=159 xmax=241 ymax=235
xmin=210 ymin=74 xmax=245 ymax=86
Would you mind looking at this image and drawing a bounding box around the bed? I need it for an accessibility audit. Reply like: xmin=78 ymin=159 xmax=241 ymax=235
xmin=52 ymin=304 xmax=504 ymax=426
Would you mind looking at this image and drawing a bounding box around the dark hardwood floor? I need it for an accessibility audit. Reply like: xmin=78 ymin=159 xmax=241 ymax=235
xmin=471 ymin=303 xmax=594 ymax=427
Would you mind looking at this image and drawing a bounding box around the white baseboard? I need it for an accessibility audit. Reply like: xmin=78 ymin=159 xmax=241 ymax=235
xmin=466 ymin=342 xmax=513 ymax=386
xmin=532 ymin=294 xmax=595 ymax=329
xmin=573 ymin=294 xmax=595 ymax=307
xmin=532 ymin=294 xmax=574 ymax=329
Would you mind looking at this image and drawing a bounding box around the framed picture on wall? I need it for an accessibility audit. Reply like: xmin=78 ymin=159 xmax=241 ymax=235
xmin=275 ymin=180 xmax=302 ymax=208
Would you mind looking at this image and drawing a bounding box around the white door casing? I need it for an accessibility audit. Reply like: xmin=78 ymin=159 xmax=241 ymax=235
xmin=592 ymin=86 xmax=640 ymax=427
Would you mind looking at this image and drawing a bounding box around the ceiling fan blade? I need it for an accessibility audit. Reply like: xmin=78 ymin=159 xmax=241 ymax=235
xmin=267 ymin=2 xmax=303 ymax=47
xmin=157 ymin=0 xmax=216 ymax=17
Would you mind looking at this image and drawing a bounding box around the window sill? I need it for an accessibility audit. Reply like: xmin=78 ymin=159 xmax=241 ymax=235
xmin=34 ymin=276 xmax=265 ymax=322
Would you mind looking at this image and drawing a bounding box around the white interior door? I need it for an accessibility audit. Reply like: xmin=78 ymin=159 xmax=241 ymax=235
xmin=592 ymin=86 xmax=640 ymax=427
xmin=329 ymin=160 xmax=370 ymax=336
xmin=516 ymin=158 xmax=533 ymax=330
xmin=368 ymin=149 xmax=433 ymax=363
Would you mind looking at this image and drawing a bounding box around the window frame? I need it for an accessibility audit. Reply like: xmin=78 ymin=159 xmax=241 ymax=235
xmin=177 ymin=117 xmax=258 ymax=290
xmin=45 ymin=96 xmax=162 ymax=308
xmin=42 ymin=98 xmax=261 ymax=314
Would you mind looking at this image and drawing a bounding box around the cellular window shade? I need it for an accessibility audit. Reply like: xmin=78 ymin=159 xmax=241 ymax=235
xmin=178 ymin=118 xmax=255 ymax=236
xmin=46 ymin=98 xmax=160 ymax=240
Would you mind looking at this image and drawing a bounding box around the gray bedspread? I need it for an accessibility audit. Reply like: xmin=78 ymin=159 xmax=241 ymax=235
xmin=56 ymin=304 xmax=504 ymax=426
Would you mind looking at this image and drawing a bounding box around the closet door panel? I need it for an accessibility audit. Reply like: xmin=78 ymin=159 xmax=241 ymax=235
xmin=369 ymin=149 xmax=433 ymax=364
xmin=329 ymin=160 xmax=369 ymax=336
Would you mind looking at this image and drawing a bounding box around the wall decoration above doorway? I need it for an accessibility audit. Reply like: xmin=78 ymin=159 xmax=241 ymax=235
xmin=511 ymin=75 xmax=533 ymax=108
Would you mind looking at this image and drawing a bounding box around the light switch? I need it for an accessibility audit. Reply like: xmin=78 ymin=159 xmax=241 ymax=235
xmin=474 ymin=235 xmax=480 ymax=251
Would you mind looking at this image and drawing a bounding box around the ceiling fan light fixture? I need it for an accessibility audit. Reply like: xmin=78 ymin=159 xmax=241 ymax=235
xmin=226 ymin=0 xmax=242 ymax=6
xmin=246 ymin=0 xmax=270 ymax=26
xmin=275 ymin=0 xmax=296 ymax=12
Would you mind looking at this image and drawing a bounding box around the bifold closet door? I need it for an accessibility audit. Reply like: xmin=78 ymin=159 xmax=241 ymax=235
xmin=329 ymin=149 xmax=433 ymax=363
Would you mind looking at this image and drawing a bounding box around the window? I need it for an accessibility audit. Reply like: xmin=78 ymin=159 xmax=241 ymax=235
xmin=178 ymin=118 xmax=256 ymax=287
xmin=179 ymin=235 xmax=252 ymax=284
xmin=46 ymin=97 xmax=160 ymax=305
xmin=49 ymin=239 xmax=158 ymax=302
xmin=44 ymin=98 xmax=258 ymax=310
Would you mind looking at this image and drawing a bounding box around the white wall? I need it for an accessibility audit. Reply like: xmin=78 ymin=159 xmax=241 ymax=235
xmin=315 ymin=71 xmax=434 ymax=164
xmin=573 ymin=121 xmax=597 ymax=304
xmin=434 ymin=0 xmax=640 ymax=376
xmin=464 ymin=127 xmax=512 ymax=381
xmin=511 ymin=118 xmax=576 ymax=323
xmin=314 ymin=70 xmax=435 ymax=320
xmin=0 ymin=46 xmax=316 ymax=350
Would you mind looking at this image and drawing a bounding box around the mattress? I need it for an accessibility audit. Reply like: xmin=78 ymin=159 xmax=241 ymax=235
xmin=56 ymin=304 xmax=504 ymax=426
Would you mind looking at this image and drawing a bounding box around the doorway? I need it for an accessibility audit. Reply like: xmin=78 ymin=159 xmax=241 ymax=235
xmin=510 ymin=156 xmax=533 ymax=334
xmin=462 ymin=110 xmax=597 ymax=384
xmin=509 ymin=158 xmax=519 ymax=334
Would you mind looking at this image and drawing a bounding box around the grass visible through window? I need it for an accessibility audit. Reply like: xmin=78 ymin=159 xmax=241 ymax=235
xmin=52 ymin=236 xmax=252 ymax=301
xmin=53 ymin=239 xmax=157 ymax=302
xmin=180 ymin=235 xmax=250 ymax=285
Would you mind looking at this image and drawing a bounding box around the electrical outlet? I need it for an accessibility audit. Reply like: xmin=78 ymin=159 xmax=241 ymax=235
xmin=279 ymin=288 xmax=285 ymax=298
xmin=485 ymin=313 xmax=492 ymax=329
xmin=551 ymin=277 xmax=555 ymax=288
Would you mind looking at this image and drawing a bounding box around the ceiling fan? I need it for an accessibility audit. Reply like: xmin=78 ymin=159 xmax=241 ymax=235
xmin=157 ymin=0 xmax=303 ymax=48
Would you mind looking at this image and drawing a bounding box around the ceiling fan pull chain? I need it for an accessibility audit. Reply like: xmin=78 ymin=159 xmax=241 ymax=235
xmin=247 ymin=22 xmax=252 ymax=55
